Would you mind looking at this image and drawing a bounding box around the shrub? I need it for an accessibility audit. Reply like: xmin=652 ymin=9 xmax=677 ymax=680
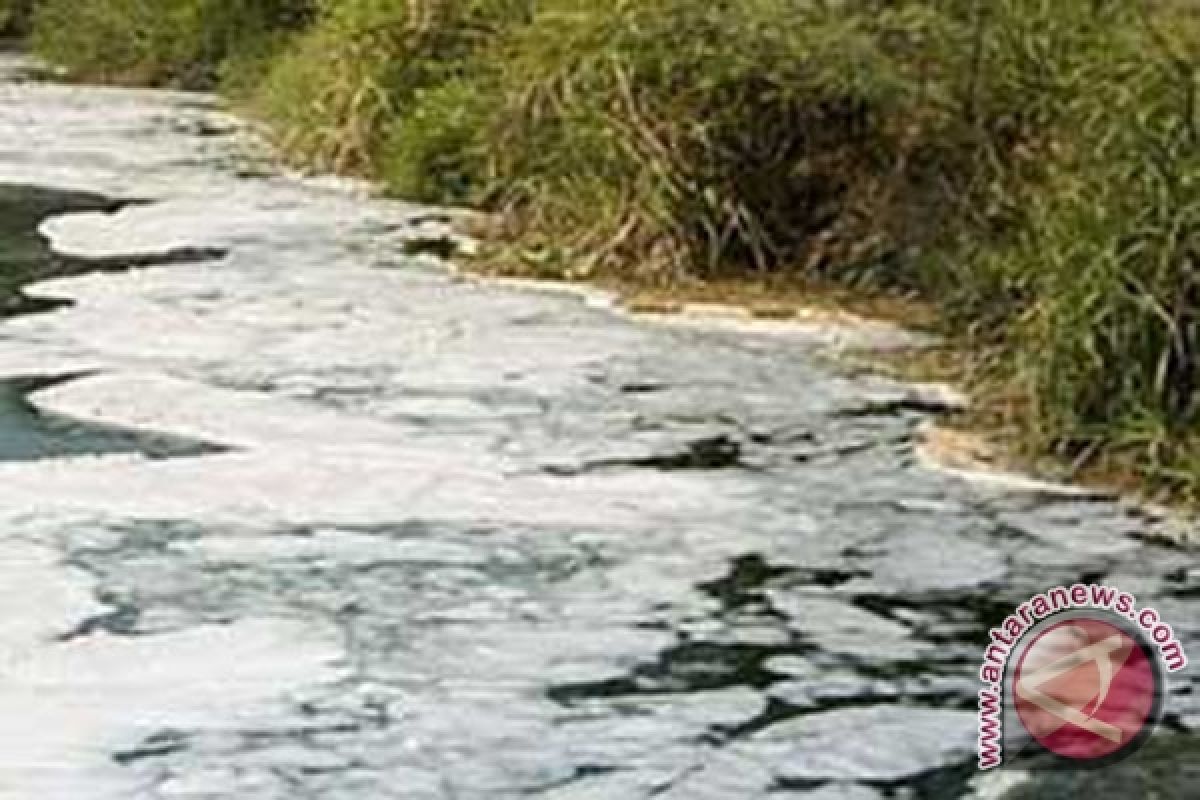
xmin=0 ymin=0 xmax=34 ymax=36
xmin=380 ymin=77 xmax=496 ymax=203
xmin=251 ymin=0 xmax=528 ymax=173
xmin=30 ymin=0 xmax=314 ymax=87
xmin=968 ymin=2 xmax=1200 ymax=491
xmin=451 ymin=1 xmax=977 ymax=282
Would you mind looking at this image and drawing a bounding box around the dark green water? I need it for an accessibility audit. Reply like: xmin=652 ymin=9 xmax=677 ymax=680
xmin=0 ymin=373 xmax=222 ymax=461
xmin=0 ymin=182 xmax=125 ymax=315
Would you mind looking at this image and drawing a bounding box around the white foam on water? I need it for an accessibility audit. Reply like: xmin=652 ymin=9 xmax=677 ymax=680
xmin=740 ymin=706 xmax=977 ymax=783
xmin=0 ymin=518 xmax=343 ymax=800
xmin=0 ymin=537 xmax=104 ymax=669
xmin=0 ymin=366 xmax=732 ymax=528
xmin=0 ymin=619 xmax=343 ymax=800
xmin=0 ymin=76 xmax=412 ymax=796
xmin=0 ymin=74 xmax=753 ymax=794
xmin=179 ymin=527 xmax=485 ymax=567
xmin=28 ymin=371 xmax=434 ymax=452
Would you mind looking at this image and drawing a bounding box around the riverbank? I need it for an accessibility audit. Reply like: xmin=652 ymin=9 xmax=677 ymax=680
xmin=8 ymin=0 xmax=1200 ymax=504
xmin=405 ymin=207 xmax=1191 ymax=520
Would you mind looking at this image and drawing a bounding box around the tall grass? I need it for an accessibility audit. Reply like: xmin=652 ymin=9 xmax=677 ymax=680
xmin=30 ymin=0 xmax=313 ymax=86
xmin=19 ymin=0 xmax=1200 ymax=498
xmin=469 ymin=0 xmax=930 ymax=281
xmin=0 ymin=0 xmax=33 ymax=36
xmin=968 ymin=2 xmax=1200 ymax=492
xmin=250 ymin=0 xmax=528 ymax=173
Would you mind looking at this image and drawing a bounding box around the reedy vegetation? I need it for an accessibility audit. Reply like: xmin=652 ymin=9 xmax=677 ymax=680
xmin=0 ymin=0 xmax=32 ymax=35
xmin=17 ymin=0 xmax=1200 ymax=499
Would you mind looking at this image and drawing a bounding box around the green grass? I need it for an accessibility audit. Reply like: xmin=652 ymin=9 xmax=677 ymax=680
xmin=29 ymin=0 xmax=312 ymax=87
xmin=247 ymin=0 xmax=528 ymax=173
xmin=16 ymin=0 xmax=1200 ymax=500
xmin=0 ymin=0 xmax=32 ymax=36
xmin=946 ymin=1 xmax=1200 ymax=496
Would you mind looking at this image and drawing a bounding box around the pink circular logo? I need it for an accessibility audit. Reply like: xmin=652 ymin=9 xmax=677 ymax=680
xmin=1013 ymin=617 xmax=1159 ymax=761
